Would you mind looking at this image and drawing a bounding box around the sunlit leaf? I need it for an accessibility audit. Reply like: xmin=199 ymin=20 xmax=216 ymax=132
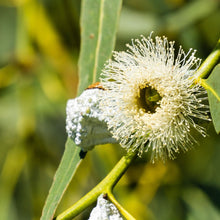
xmin=78 ymin=0 xmax=122 ymax=94
xmin=40 ymin=138 xmax=86 ymax=220
xmin=206 ymin=64 xmax=220 ymax=134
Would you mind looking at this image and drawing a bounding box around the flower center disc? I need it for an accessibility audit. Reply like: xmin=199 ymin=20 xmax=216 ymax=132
xmin=138 ymin=86 xmax=162 ymax=113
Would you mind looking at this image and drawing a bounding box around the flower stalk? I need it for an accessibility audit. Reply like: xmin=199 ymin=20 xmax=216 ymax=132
xmin=107 ymin=191 xmax=136 ymax=220
xmin=194 ymin=38 xmax=220 ymax=81
xmin=199 ymin=79 xmax=220 ymax=102
xmin=54 ymin=150 xmax=137 ymax=220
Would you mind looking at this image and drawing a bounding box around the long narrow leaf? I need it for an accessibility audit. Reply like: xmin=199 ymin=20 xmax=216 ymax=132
xmin=41 ymin=0 xmax=122 ymax=219
xmin=78 ymin=0 xmax=122 ymax=94
xmin=41 ymin=138 xmax=86 ymax=220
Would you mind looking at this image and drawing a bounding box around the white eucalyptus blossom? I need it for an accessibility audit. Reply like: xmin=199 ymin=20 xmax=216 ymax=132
xmin=88 ymin=194 xmax=123 ymax=220
xmin=100 ymin=34 xmax=210 ymax=162
xmin=66 ymin=88 xmax=117 ymax=151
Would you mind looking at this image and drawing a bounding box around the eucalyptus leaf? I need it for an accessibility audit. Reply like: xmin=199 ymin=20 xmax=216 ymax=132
xmin=78 ymin=0 xmax=122 ymax=94
xmin=41 ymin=0 xmax=122 ymax=218
xmin=40 ymin=138 xmax=86 ymax=220
xmin=206 ymin=64 xmax=220 ymax=134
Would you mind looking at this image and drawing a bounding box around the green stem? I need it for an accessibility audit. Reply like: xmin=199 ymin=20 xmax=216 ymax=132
xmin=199 ymin=79 xmax=220 ymax=102
xmin=107 ymin=191 xmax=136 ymax=220
xmin=194 ymin=38 xmax=220 ymax=81
xmin=55 ymin=150 xmax=137 ymax=220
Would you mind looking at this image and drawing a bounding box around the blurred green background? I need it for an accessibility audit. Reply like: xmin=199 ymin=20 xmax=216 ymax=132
xmin=0 ymin=0 xmax=220 ymax=219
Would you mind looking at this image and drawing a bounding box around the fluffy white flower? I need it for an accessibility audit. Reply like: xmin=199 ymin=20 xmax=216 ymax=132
xmin=100 ymin=34 xmax=210 ymax=162
xmin=88 ymin=194 xmax=123 ymax=220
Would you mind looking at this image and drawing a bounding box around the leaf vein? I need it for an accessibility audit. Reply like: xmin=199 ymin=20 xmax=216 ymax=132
xmin=93 ymin=0 xmax=105 ymax=83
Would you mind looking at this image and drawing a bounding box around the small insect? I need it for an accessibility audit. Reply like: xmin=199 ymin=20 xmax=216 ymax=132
xmin=86 ymin=82 xmax=104 ymax=90
xmin=102 ymin=193 xmax=108 ymax=200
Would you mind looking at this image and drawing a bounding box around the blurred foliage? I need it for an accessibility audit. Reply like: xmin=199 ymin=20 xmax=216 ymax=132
xmin=0 ymin=0 xmax=219 ymax=219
